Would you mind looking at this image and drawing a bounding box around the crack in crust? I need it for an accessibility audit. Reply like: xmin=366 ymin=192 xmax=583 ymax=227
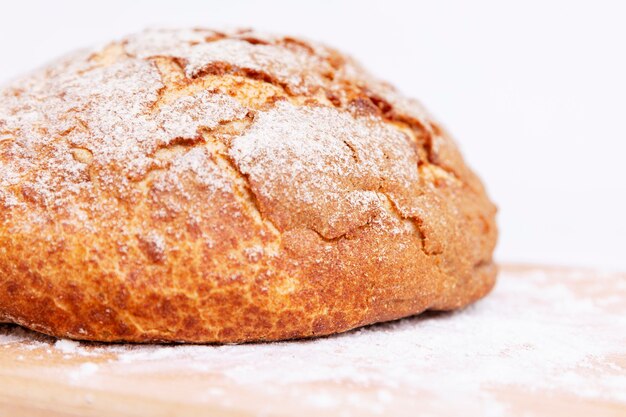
xmin=146 ymin=52 xmax=434 ymax=248
xmin=142 ymin=37 xmax=462 ymax=188
xmin=200 ymin=125 xmax=281 ymax=239
xmin=140 ymin=114 xmax=283 ymax=241
xmin=143 ymin=46 xmax=464 ymax=252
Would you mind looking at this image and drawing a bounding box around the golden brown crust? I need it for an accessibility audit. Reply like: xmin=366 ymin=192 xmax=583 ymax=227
xmin=0 ymin=28 xmax=497 ymax=343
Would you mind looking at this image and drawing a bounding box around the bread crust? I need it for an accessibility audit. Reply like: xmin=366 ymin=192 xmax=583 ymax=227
xmin=0 ymin=28 xmax=497 ymax=343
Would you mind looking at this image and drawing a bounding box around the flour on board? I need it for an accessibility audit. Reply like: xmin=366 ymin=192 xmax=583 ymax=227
xmin=1 ymin=267 xmax=624 ymax=415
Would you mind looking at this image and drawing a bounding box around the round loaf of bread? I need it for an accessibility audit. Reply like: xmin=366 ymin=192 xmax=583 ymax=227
xmin=0 ymin=28 xmax=497 ymax=343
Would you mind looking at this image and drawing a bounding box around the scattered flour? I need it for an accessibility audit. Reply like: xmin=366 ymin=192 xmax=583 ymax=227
xmin=54 ymin=339 xmax=80 ymax=354
xmin=1 ymin=266 xmax=623 ymax=415
xmin=69 ymin=362 xmax=100 ymax=384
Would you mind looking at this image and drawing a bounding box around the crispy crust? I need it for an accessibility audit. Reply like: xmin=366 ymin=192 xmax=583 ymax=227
xmin=0 ymin=28 xmax=497 ymax=343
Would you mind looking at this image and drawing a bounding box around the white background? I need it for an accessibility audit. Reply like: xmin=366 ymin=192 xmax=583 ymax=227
xmin=1 ymin=0 xmax=624 ymax=270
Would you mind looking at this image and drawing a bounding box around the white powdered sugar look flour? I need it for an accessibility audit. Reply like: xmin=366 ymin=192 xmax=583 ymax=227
xmin=1 ymin=266 xmax=625 ymax=415
xmin=0 ymin=27 xmax=437 ymax=248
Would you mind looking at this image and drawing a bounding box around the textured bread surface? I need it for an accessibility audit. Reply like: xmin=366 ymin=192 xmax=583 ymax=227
xmin=0 ymin=28 xmax=497 ymax=343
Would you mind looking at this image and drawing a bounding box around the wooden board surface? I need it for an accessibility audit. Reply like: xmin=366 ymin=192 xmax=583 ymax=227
xmin=1 ymin=264 xmax=625 ymax=417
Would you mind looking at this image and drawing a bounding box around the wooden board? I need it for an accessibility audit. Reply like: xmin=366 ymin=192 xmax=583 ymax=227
xmin=1 ymin=264 xmax=625 ymax=417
